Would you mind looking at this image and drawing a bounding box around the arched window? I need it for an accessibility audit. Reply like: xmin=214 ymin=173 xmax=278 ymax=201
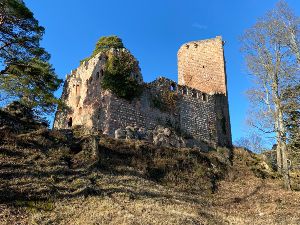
xmin=78 ymin=107 xmax=82 ymax=115
xmin=182 ymin=87 xmax=187 ymax=95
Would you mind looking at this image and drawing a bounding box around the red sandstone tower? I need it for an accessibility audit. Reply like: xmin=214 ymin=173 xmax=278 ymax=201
xmin=177 ymin=36 xmax=232 ymax=146
xmin=177 ymin=36 xmax=228 ymax=95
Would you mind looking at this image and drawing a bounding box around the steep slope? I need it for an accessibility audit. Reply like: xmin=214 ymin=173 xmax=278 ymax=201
xmin=0 ymin=106 xmax=300 ymax=225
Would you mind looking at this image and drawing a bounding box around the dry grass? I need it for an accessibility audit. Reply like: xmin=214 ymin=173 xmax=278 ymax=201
xmin=0 ymin=129 xmax=300 ymax=225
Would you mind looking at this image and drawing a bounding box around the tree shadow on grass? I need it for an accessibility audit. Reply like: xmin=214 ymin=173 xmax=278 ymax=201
xmin=0 ymin=129 xmax=227 ymax=215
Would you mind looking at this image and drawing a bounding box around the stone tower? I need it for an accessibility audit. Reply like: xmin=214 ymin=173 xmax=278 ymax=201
xmin=177 ymin=36 xmax=227 ymax=95
xmin=177 ymin=36 xmax=232 ymax=146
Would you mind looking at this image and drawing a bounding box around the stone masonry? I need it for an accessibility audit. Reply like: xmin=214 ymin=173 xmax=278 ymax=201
xmin=54 ymin=36 xmax=232 ymax=147
xmin=178 ymin=36 xmax=228 ymax=95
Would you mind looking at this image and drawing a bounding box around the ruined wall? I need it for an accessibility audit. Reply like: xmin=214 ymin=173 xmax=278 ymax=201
xmin=54 ymin=51 xmax=108 ymax=129
xmin=179 ymin=91 xmax=217 ymax=144
xmin=176 ymin=85 xmax=231 ymax=147
xmin=54 ymin=37 xmax=232 ymax=147
xmin=178 ymin=36 xmax=227 ymax=95
xmin=214 ymin=95 xmax=232 ymax=146
xmin=98 ymin=89 xmax=177 ymax=136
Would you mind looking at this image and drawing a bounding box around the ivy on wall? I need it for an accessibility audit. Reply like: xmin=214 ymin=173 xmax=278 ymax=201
xmin=80 ymin=35 xmax=143 ymax=101
xmin=151 ymin=91 xmax=178 ymax=113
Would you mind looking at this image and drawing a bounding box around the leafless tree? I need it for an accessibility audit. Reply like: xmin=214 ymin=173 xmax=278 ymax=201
xmin=241 ymin=0 xmax=300 ymax=190
xmin=234 ymin=132 xmax=267 ymax=153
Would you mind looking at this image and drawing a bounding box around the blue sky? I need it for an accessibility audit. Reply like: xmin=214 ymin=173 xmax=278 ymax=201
xmin=24 ymin=0 xmax=300 ymax=144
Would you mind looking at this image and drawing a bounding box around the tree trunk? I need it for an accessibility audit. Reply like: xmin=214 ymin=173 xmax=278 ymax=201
xmin=278 ymin=107 xmax=292 ymax=190
xmin=276 ymin=137 xmax=282 ymax=174
xmin=273 ymin=73 xmax=291 ymax=190
xmin=275 ymin=116 xmax=283 ymax=174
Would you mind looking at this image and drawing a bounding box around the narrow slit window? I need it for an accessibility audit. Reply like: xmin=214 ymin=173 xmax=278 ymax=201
xmin=75 ymin=85 xmax=80 ymax=95
xmin=202 ymin=93 xmax=207 ymax=102
xmin=170 ymin=83 xmax=176 ymax=92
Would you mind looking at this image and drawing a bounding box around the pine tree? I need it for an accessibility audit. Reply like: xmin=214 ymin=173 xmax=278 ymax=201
xmin=0 ymin=0 xmax=62 ymax=115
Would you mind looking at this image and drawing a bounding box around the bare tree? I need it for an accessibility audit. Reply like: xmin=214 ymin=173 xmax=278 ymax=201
xmin=234 ymin=132 xmax=266 ymax=153
xmin=241 ymin=0 xmax=300 ymax=190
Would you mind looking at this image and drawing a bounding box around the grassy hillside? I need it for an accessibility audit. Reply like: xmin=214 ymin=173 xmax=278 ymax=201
xmin=0 ymin=124 xmax=300 ymax=224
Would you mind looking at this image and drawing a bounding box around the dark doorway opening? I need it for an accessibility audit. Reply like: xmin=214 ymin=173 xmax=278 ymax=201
xmin=68 ymin=117 xmax=73 ymax=127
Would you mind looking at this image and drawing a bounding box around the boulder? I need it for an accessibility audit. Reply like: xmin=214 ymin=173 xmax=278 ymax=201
xmin=163 ymin=128 xmax=171 ymax=136
xmin=115 ymin=128 xmax=126 ymax=139
xmin=114 ymin=125 xmax=195 ymax=148
xmin=156 ymin=125 xmax=164 ymax=134
xmin=125 ymin=126 xmax=135 ymax=139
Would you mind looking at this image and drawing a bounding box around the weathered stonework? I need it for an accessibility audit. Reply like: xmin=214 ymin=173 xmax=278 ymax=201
xmin=178 ymin=36 xmax=227 ymax=95
xmin=54 ymin=37 xmax=232 ymax=147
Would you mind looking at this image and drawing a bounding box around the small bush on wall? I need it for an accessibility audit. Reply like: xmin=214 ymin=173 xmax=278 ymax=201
xmin=80 ymin=35 xmax=143 ymax=100
xmin=94 ymin=36 xmax=124 ymax=51
xmin=102 ymin=50 xmax=143 ymax=101
xmin=80 ymin=35 xmax=124 ymax=64
xmin=151 ymin=91 xmax=178 ymax=112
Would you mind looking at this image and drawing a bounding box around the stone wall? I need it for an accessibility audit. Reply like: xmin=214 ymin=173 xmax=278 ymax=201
xmin=98 ymin=88 xmax=177 ymax=136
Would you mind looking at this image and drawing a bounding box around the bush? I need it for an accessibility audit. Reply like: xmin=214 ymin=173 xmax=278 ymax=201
xmin=94 ymin=36 xmax=124 ymax=51
xmin=101 ymin=50 xmax=142 ymax=101
xmin=151 ymin=91 xmax=178 ymax=112
xmin=80 ymin=35 xmax=124 ymax=64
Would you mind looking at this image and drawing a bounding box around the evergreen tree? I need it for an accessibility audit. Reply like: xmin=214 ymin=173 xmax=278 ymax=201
xmin=0 ymin=0 xmax=48 ymax=67
xmin=0 ymin=0 xmax=62 ymax=115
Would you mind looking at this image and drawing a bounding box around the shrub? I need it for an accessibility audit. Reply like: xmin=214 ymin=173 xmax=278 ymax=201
xmin=80 ymin=35 xmax=124 ymax=64
xmin=101 ymin=50 xmax=143 ymax=101
xmin=94 ymin=36 xmax=124 ymax=51
xmin=151 ymin=91 xmax=178 ymax=112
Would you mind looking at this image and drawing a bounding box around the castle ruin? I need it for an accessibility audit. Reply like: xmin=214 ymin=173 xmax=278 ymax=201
xmin=54 ymin=36 xmax=232 ymax=147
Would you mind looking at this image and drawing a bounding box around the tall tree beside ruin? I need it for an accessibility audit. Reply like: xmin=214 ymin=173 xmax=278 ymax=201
xmin=0 ymin=0 xmax=62 ymax=115
xmin=0 ymin=0 xmax=49 ymax=67
xmin=241 ymin=0 xmax=300 ymax=190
